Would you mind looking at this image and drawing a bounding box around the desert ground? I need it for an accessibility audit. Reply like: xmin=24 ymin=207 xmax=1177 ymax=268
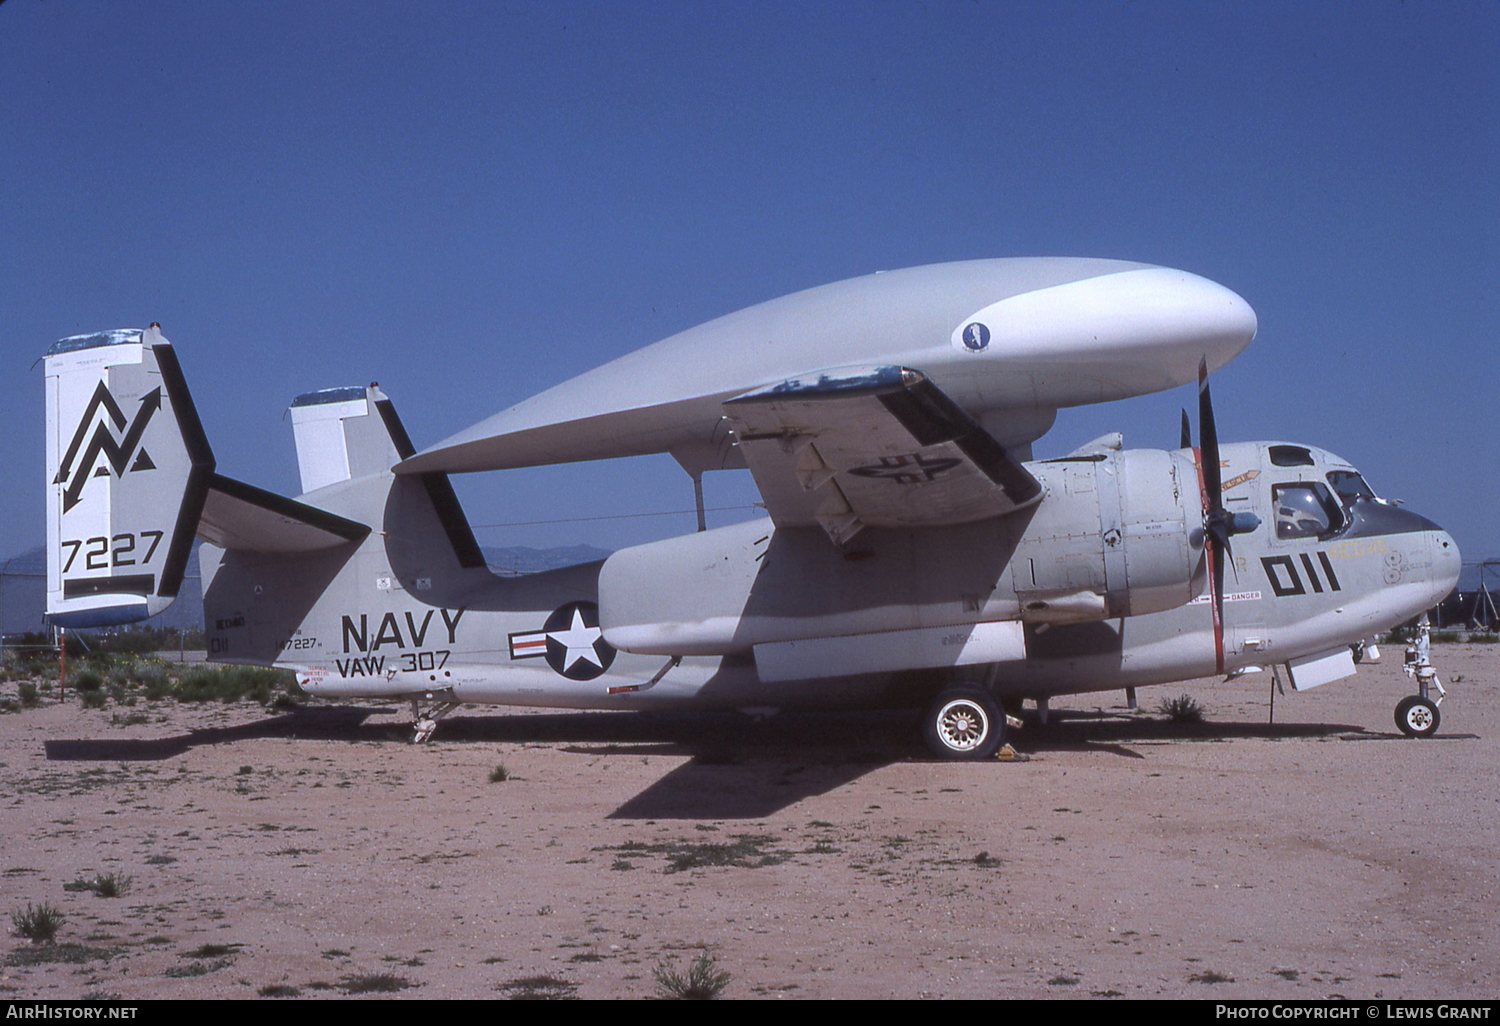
xmin=1 ymin=645 xmax=1496 ymax=1001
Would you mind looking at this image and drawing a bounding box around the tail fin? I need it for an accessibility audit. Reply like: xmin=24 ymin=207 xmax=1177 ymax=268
xmin=290 ymin=384 xmax=484 ymax=568
xmin=200 ymin=382 xmax=489 ymax=664
xmin=289 ymin=386 xmax=405 ymax=492
xmin=45 ymin=326 xmax=369 ymax=628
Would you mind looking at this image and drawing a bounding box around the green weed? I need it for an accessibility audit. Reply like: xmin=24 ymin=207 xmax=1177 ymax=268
xmin=164 ymin=958 xmax=231 ymax=977
xmin=599 ymin=835 xmax=789 ymax=874
xmin=71 ymin=668 xmax=104 ymax=692
xmin=340 ymin=973 xmax=415 ymax=994
xmin=1158 ymin=693 xmax=1205 ymax=723
xmin=498 ymin=975 xmax=577 ymax=1000
xmin=6 ymin=944 xmax=120 ymax=966
xmin=63 ymin=873 xmax=131 ymax=898
xmin=654 ymin=951 xmax=731 ymax=1000
xmin=173 ymin=664 xmax=297 ymax=705
xmin=186 ymin=943 xmax=241 ymax=958
xmin=10 ymin=903 xmax=64 ymax=944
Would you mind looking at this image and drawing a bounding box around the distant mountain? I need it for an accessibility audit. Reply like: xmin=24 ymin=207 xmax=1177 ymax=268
xmin=0 ymin=545 xmax=44 ymax=576
xmin=483 ymin=545 xmax=613 ymax=576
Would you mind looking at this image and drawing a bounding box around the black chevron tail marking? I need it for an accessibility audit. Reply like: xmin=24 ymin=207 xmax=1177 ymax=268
xmin=54 ymin=381 xmax=127 ymax=484
xmin=59 ymin=387 xmax=164 ymax=512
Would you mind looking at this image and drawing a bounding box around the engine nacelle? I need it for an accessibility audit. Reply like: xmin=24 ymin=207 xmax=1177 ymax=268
xmin=1014 ymin=448 xmax=1203 ymax=624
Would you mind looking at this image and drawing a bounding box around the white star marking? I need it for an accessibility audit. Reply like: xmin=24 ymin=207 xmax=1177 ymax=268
xmin=548 ymin=608 xmax=605 ymax=672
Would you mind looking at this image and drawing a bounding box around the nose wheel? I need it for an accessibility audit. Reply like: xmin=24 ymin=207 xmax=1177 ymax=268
xmin=1395 ymin=695 xmax=1440 ymax=738
xmin=1396 ymin=614 xmax=1446 ymax=738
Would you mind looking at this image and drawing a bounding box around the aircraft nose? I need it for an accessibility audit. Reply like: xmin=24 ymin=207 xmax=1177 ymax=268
xmin=1410 ymin=522 xmax=1462 ymax=615
xmin=1429 ymin=528 xmax=1462 ymax=597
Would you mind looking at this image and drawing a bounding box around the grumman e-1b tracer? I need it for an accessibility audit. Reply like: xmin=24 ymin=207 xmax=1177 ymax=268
xmin=43 ymin=258 xmax=1460 ymax=755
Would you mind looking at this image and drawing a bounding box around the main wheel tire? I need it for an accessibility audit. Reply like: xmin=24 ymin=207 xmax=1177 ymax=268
xmin=923 ymin=686 xmax=1006 ymax=760
xmin=1395 ymin=695 xmax=1440 ymax=738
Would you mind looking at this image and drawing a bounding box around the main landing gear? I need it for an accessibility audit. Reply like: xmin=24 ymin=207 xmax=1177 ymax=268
xmin=1396 ymin=615 xmax=1445 ymax=739
xmin=922 ymin=685 xmax=1013 ymax=760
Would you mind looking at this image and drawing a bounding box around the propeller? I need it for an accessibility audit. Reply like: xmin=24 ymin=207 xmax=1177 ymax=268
xmin=1184 ymin=358 xmax=1261 ymax=673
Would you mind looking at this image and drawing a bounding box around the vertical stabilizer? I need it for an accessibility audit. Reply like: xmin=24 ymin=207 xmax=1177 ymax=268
xmin=289 ymin=385 xmax=404 ymax=493
xmin=45 ymin=326 xmax=213 ymax=627
xmin=289 ymin=385 xmax=484 ymax=569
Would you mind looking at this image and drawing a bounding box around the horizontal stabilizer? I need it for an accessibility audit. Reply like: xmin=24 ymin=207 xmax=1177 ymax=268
xmin=199 ymin=474 xmax=369 ymax=552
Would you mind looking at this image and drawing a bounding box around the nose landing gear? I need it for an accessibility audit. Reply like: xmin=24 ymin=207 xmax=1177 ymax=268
xmin=1396 ymin=615 xmax=1445 ymax=738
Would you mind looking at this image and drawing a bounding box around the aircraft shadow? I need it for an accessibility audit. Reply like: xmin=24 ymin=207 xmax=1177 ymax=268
xmin=1015 ymin=708 xmax=1375 ymax=750
xmin=40 ymin=707 xmax=912 ymax=818
xmin=440 ymin=709 xmax=911 ymax=819
xmin=42 ymin=706 xmax=387 ymax=762
xmin=40 ymin=705 xmax=1414 ymax=819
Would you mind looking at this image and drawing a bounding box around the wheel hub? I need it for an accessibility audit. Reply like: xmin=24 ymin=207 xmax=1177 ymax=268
xmin=938 ymin=701 xmax=988 ymax=751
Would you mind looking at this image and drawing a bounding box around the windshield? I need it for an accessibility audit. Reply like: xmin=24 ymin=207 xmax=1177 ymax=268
xmin=1327 ymin=470 xmax=1376 ymax=505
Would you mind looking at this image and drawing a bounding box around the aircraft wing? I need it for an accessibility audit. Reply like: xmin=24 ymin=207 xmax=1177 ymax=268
xmin=723 ymin=366 xmax=1043 ymax=545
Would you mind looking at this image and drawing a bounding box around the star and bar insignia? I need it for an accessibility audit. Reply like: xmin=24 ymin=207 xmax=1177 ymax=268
xmin=508 ymin=600 xmax=617 ymax=681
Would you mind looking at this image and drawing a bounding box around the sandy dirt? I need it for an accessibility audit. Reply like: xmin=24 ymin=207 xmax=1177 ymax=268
xmin=1 ymin=644 xmax=1496 ymax=1000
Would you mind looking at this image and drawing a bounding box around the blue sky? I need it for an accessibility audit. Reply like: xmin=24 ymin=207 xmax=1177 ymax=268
xmin=1 ymin=0 xmax=1495 ymax=569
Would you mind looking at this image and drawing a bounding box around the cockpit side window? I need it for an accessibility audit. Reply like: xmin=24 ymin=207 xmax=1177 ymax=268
xmin=1273 ymin=482 xmax=1345 ymax=540
xmin=1327 ymin=471 xmax=1375 ymax=505
xmin=1268 ymin=445 xmax=1315 ymax=467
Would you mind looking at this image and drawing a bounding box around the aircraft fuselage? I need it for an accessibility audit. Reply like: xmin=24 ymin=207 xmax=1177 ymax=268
xmin=229 ymin=440 xmax=1456 ymax=711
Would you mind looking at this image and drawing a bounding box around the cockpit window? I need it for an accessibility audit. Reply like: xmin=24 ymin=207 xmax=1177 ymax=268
xmin=1327 ymin=471 xmax=1375 ymax=505
xmin=1269 ymin=445 xmax=1315 ymax=467
xmin=1273 ymin=483 xmax=1345 ymax=540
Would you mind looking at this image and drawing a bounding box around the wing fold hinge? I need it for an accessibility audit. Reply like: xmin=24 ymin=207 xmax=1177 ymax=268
xmin=724 ymin=365 xmax=1042 ymax=545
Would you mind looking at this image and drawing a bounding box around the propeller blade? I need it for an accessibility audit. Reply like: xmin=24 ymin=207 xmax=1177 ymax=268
xmin=1196 ymin=357 xmax=1228 ymax=673
xmin=1180 ymin=408 xmax=1192 ymax=450
xmin=1197 ymin=358 xmax=1222 ymax=500
xmin=1212 ymin=529 xmax=1226 ymax=648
